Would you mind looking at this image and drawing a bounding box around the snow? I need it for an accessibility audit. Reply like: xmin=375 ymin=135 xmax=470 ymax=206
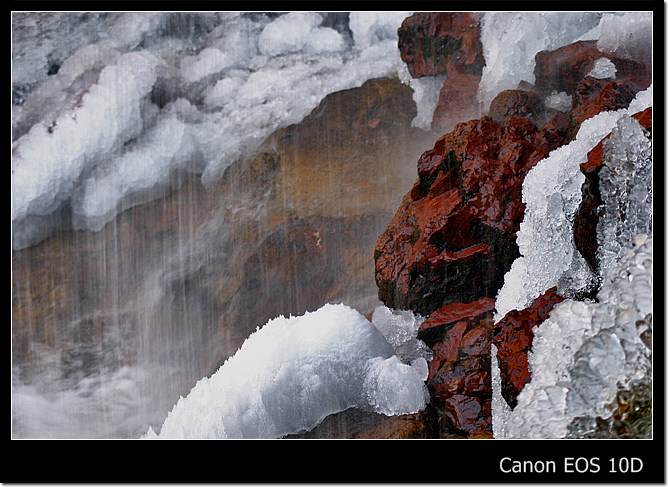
xmin=145 ymin=303 xmax=429 ymax=439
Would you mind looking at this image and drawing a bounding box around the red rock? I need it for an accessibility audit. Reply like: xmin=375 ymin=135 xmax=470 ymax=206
xmin=375 ymin=115 xmax=566 ymax=316
xmin=571 ymin=77 xmax=649 ymax=131
xmin=488 ymin=90 xmax=545 ymax=124
xmin=431 ymin=70 xmax=482 ymax=134
xmin=492 ymin=287 xmax=565 ymax=409
xmin=416 ymin=298 xmax=495 ymax=436
xmin=398 ymin=12 xmax=484 ymax=78
xmin=419 ymin=298 xmax=495 ymax=338
xmin=534 ymin=40 xmax=651 ymax=95
xmin=442 ymin=395 xmax=491 ymax=435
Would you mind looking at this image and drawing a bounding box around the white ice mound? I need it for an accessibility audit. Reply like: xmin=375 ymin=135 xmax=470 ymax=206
xmin=145 ymin=303 xmax=429 ymax=439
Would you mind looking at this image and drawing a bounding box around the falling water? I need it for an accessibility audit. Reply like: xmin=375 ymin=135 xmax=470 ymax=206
xmin=11 ymin=11 xmax=436 ymax=438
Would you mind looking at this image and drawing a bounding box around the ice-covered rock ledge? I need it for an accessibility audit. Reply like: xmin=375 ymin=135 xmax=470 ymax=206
xmin=144 ymin=303 xmax=430 ymax=439
xmin=493 ymin=235 xmax=652 ymax=439
xmin=492 ymin=87 xmax=652 ymax=439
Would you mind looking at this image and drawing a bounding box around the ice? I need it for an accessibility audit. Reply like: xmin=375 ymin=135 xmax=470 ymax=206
xmin=12 ymin=12 xmax=415 ymax=249
xmin=596 ymin=115 xmax=653 ymax=279
xmin=586 ymin=57 xmax=617 ymax=79
xmin=348 ymin=12 xmax=411 ymax=50
xmin=495 ymin=237 xmax=652 ymax=438
xmin=494 ymin=86 xmax=653 ymax=322
xmin=71 ymin=115 xmax=195 ymax=231
xmin=258 ymin=12 xmax=345 ymax=56
xmin=370 ymin=305 xmax=431 ymax=365
xmin=492 ymin=84 xmax=652 ymax=437
xmin=146 ymin=303 xmax=429 ymax=438
xmin=544 ymin=91 xmax=572 ymax=112
xmin=179 ymin=47 xmax=235 ymax=84
xmin=478 ymin=12 xmax=603 ymax=111
xmin=12 ymin=50 xmax=163 ymax=247
xmin=596 ymin=12 xmax=653 ymax=67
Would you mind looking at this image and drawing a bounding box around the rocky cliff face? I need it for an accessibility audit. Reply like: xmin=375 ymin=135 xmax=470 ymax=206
xmin=374 ymin=12 xmax=652 ymax=437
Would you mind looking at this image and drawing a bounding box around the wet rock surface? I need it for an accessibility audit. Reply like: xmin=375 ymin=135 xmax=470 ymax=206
xmin=398 ymin=12 xmax=484 ymax=79
xmin=374 ymin=113 xmax=566 ymax=319
xmin=12 ymin=76 xmax=436 ymax=436
xmin=492 ymin=287 xmax=565 ymax=409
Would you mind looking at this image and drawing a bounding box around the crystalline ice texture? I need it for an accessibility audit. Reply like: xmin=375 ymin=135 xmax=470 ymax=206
xmin=494 ymin=237 xmax=652 ymax=438
xmin=147 ymin=303 xmax=429 ymax=439
xmin=12 ymin=13 xmax=415 ymax=248
xmin=586 ymin=57 xmax=617 ymax=79
xmin=370 ymin=305 xmax=431 ymax=366
xmin=596 ymin=12 xmax=653 ymax=68
xmin=494 ymin=87 xmax=652 ymax=322
xmin=596 ymin=115 xmax=652 ymax=281
xmin=492 ymin=103 xmax=652 ymax=438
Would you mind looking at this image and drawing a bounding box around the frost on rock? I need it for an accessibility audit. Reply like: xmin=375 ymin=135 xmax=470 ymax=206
xmin=145 ymin=303 xmax=429 ymax=439
xmin=492 ymin=87 xmax=652 ymax=438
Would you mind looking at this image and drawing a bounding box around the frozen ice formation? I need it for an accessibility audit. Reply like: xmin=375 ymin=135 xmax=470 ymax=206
xmin=494 ymin=236 xmax=652 ymax=439
xmin=12 ymin=12 xmax=653 ymax=249
xmin=12 ymin=12 xmax=411 ymax=249
xmin=494 ymin=86 xmax=652 ymax=322
xmin=492 ymin=85 xmax=652 ymax=438
xmin=596 ymin=115 xmax=653 ymax=281
xmin=477 ymin=11 xmax=652 ymax=112
xmin=144 ymin=303 xmax=429 ymax=439
xmin=596 ymin=12 xmax=653 ymax=67
xmin=586 ymin=57 xmax=617 ymax=79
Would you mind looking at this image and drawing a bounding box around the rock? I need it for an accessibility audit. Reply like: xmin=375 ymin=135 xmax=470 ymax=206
xmin=283 ymin=407 xmax=438 ymax=439
xmin=488 ymin=89 xmax=545 ymax=124
xmin=398 ymin=12 xmax=484 ymax=78
xmin=431 ymin=69 xmax=482 ymax=134
xmin=415 ymin=298 xmax=495 ymax=437
xmin=492 ymin=287 xmax=565 ymax=409
xmin=375 ymin=114 xmax=566 ymax=317
xmin=571 ymin=76 xmax=651 ymax=132
xmin=534 ymin=40 xmax=651 ymax=95
xmin=12 ymin=76 xmax=436 ymax=438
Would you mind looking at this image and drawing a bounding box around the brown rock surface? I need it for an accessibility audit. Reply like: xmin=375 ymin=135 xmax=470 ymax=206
xmin=12 ymin=76 xmax=436 ymax=437
xmin=398 ymin=12 xmax=484 ymax=78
